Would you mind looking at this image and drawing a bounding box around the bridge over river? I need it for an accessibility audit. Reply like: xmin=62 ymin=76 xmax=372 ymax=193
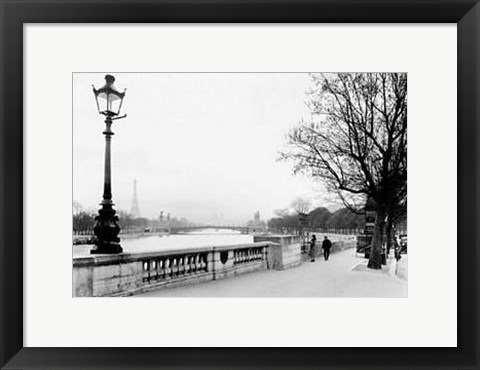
xmin=169 ymin=225 xmax=265 ymax=234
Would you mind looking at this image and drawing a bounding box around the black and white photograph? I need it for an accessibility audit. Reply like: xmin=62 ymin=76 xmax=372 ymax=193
xmin=73 ymin=72 xmax=407 ymax=298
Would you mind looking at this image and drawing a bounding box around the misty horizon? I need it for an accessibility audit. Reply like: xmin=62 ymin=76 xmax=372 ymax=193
xmin=73 ymin=73 xmax=338 ymax=224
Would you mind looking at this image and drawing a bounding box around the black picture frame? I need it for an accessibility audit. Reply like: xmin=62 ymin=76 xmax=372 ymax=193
xmin=1 ymin=1 xmax=478 ymax=369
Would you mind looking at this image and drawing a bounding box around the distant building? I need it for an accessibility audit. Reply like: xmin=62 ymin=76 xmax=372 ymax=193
xmin=247 ymin=210 xmax=267 ymax=233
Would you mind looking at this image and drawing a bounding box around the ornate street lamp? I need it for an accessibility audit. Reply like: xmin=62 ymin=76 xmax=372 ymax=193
xmin=90 ymin=74 xmax=126 ymax=254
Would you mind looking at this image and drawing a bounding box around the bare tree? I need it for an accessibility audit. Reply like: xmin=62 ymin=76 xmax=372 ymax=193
xmin=274 ymin=208 xmax=293 ymax=218
xmin=290 ymin=197 xmax=312 ymax=214
xmin=281 ymin=73 xmax=407 ymax=269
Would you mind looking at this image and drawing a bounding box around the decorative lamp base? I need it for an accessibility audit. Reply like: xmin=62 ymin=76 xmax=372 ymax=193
xmin=90 ymin=205 xmax=123 ymax=254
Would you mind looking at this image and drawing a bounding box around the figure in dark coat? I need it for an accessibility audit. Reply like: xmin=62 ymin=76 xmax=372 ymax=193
xmin=322 ymin=236 xmax=332 ymax=261
xmin=394 ymin=238 xmax=402 ymax=261
xmin=309 ymin=234 xmax=317 ymax=262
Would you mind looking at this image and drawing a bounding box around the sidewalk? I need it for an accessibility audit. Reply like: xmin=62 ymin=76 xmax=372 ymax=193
xmin=135 ymin=249 xmax=407 ymax=298
xmin=396 ymin=255 xmax=408 ymax=281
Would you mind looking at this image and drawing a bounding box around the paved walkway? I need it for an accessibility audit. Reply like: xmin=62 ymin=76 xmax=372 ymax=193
xmin=136 ymin=249 xmax=407 ymax=298
xmin=396 ymin=255 xmax=408 ymax=281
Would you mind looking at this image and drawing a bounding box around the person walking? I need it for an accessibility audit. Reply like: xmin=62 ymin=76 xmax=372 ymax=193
xmin=394 ymin=237 xmax=402 ymax=261
xmin=309 ymin=234 xmax=317 ymax=262
xmin=322 ymin=236 xmax=332 ymax=261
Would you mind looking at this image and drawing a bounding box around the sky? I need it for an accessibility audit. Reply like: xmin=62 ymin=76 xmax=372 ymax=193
xmin=73 ymin=73 xmax=332 ymax=224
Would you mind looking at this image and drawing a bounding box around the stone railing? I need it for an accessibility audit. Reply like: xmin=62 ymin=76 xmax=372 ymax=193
xmin=73 ymin=242 xmax=272 ymax=297
xmin=253 ymin=235 xmax=302 ymax=269
xmin=141 ymin=250 xmax=210 ymax=283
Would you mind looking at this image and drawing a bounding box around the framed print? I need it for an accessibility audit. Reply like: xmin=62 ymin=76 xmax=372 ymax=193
xmin=0 ymin=0 xmax=479 ymax=369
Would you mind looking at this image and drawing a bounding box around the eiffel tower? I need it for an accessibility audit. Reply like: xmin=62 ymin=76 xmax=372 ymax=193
xmin=130 ymin=179 xmax=141 ymax=218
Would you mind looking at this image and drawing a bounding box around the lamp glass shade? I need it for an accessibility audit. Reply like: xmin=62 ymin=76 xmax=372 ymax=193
xmin=93 ymin=75 xmax=126 ymax=116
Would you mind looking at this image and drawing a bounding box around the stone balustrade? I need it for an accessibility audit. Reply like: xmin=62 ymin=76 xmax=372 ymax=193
xmin=73 ymin=242 xmax=272 ymax=297
xmin=141 ymin=250 xmax=210 ymax=283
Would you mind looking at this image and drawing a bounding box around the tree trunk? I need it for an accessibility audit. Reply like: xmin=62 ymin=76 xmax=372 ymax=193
xmin=367 ymin=206 xmax=386 ymax=269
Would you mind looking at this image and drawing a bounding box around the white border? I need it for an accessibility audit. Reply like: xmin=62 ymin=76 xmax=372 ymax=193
xmin=25 ymin=24 xmax=456 ymax=347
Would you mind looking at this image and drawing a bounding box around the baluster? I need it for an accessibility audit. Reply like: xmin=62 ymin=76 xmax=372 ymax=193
xmin=164 ymin=259 xmax=171 ymax=279
xmin=171 ymin=257 xmax=177 ymax=277
xmin=184 ymin=255 xmax=191 ymax=275
xmin=158 ymin=259 xmax=165 ymax=279
xmin=143 ymin=261 xmax=149 ymax=282
xmin=176 ymin=257 xmax=182 ymax=276
xmin=188 ymin=255 xmax=193 ymax=274
xmin=177 ymin=257 xmax=182 ymax=276
xmin=151 ymin=260 xmax=157 ymax=280
xmin=183 ymin=256 xmax=188 ymax=275
xmin=193 ymin=254 xmax=199 ymax=273
xmin=188 ymin=255 xmax=194 ymax=274
xmin=181 ymin=255 xmax=187 ymax=275
xmin=175 ymin=256 xmax=181 ymax=276
xmin=178 ymin=256 xmax=184 ymax=275
xmin=195 ymin=254 xmax=200 ymax=273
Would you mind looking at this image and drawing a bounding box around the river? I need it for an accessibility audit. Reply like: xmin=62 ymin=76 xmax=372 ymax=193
xmin=73 ymin=228 xmax=254 ymax=257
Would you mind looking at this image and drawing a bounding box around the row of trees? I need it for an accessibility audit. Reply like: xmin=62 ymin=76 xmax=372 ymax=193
xmin=281 ymin=73 xmax=407 ymax=269
xmin=73 ymin=205 xmax=193 ymax=234
xmin=73 ymin=211 xmax=152 ymax=234
xmin=268 ymin=206 xmax=364 ymax=234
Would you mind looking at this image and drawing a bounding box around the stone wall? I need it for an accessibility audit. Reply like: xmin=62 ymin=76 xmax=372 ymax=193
xmin=253 ymin=235 xmax=302 ymax=270
xmin=73 ymin=235 xmax=329 ymax=297
xmin=73 ymin=243 xmax=271 ymax=297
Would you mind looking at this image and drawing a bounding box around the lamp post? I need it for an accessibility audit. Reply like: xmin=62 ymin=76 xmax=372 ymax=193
xmin=90 ymin=74 xmax=126 ymax=254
